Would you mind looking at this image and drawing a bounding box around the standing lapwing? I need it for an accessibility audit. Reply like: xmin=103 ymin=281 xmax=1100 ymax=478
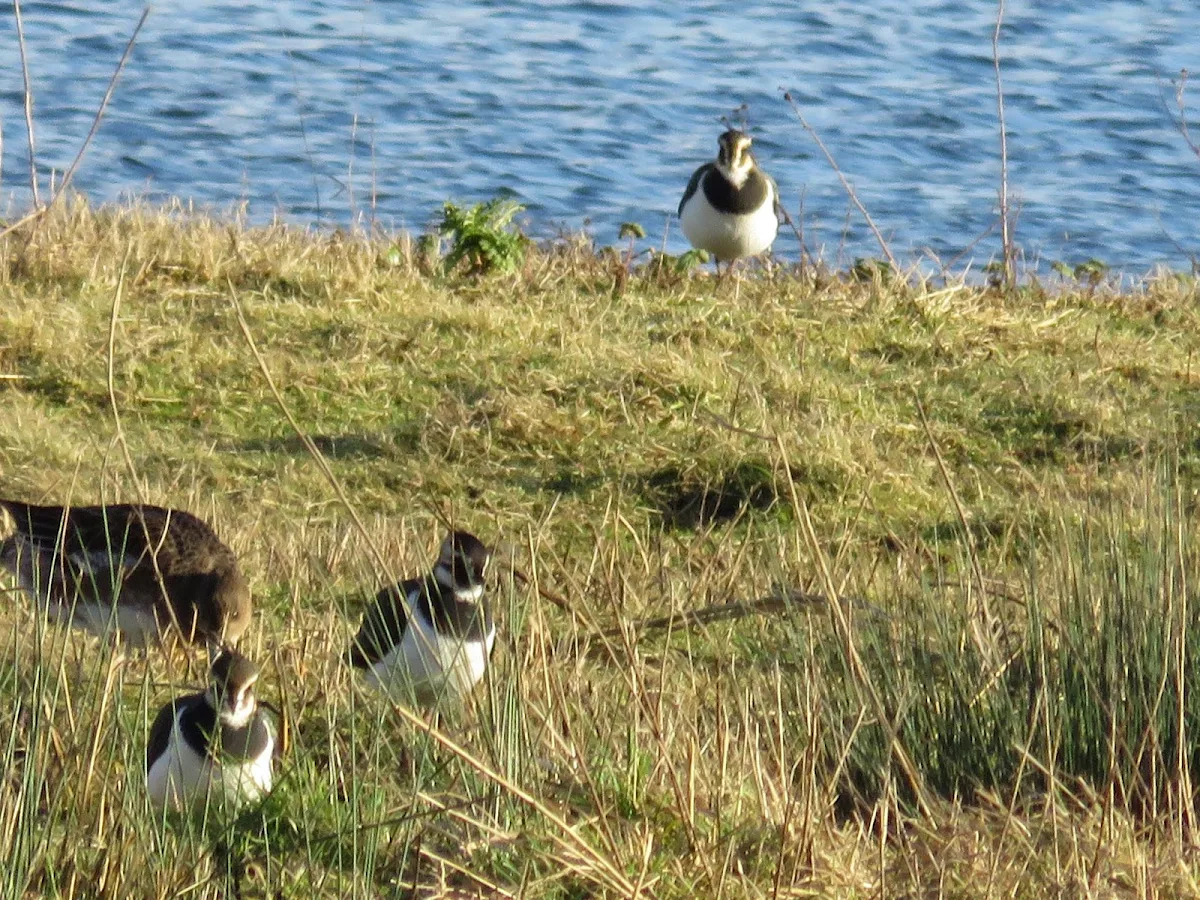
xmin=348 ymin=531 xmax=495 ymax=707
xmin=0 ymin=500 xmax=252 ymax=648
xmin=678 ymin=129 xmax=781 ymax=275
xmin=146 ymin=646 xmax=275 ymax=814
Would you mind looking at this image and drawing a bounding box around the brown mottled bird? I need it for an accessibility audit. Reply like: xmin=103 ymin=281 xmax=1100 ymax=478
xmin=0 ymin=500 xmax=252 ymax=648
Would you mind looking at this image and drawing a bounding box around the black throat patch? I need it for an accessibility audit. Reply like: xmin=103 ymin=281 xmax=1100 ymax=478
xmin=702 ymin=167 xmax=771 ymax=215
xmin=416 ymin=576 xmax=494 ymax=642
xmin=179 ymin=696 xmax=271 ymax=762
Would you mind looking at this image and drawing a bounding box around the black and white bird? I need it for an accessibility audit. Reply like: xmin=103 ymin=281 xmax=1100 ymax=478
xmin=145 ymin=647 xmax=275 ymax=814
xmin=0 ymin=500 xmax=252 ymax=648
xmin=678 ymin=129 xmax=781 ymax=273
xmin=348 ymin=531 xmax=495 ymax=707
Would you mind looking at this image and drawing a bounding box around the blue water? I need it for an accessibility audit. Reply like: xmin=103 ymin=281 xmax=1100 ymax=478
xmin=1 ymin=1 xmax=1197 ymax=272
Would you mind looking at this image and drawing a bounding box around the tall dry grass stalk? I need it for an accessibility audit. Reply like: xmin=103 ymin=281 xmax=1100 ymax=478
xmin=993 ymin=0 xmax=1016 ymax=290
xmin=0 ymin=6 xmax=149 ymax=243
xmin=1 ymin=203 xmax=1200 ymax=896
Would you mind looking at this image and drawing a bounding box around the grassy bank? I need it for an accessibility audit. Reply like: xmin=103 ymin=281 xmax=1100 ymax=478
xmin=2 ymin=200 xmax=1200 ymax=897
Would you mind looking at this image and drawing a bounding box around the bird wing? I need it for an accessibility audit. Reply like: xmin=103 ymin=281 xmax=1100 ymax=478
xmin=145 ymin=695 xmax=183 ymax=773
xmin=2 ymin=503 xmax=235 ymax=631
xmin=1 ymin=501 xmax=77 ymax=551
xmin=1 ymin=502 xmax=231 ymax=582
xmin=0 ymin=502 xmax=166 ymax=566
xmin=678 ymin=163 xmax=714 ymax=218
xmin=347 ymin=576 xmax=424 ymax=668
xmin=766 ymin=170 xmax=783 ymax=219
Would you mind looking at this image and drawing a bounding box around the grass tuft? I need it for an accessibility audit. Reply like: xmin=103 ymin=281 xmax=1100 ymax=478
xmin=3 ymin=200 xmax=1200 ymax=895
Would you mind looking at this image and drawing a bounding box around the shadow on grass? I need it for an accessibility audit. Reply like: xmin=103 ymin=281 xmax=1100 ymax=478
xmin=918 ymin=515 xmax=1009 ymax=552
xmin=637 ymin=460 xmax=839 ymax=530
xmin=536 ymin=468 xmax=606 ymax=496
xmin=979 ymin=396 xmax=1143 ymax=465
xmin=228 ymin=432 xmax=415 ymax=461
xmin=1 ymin=346 xmax=98 ymax=408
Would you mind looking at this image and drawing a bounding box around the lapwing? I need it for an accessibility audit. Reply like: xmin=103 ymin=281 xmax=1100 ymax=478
xmin=678 ymin=129 xmax=781 ymax=275
xmin=348 ymin=530 xmax=495 ymax=708
xmin=0 ymin=500 xmax=252 ymax=648
xmin=146 ymin=646 xmax=275 ymax=814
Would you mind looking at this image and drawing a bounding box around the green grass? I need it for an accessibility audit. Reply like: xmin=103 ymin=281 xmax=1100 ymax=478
xmin=3 ymin=200 xmax=1200 ymax=896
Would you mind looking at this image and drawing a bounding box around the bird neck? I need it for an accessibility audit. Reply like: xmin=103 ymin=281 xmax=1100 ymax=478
xmin=716 ymin=158 xmax=752 ymax=188
xmin=434 ymin=564 xmax=483 ymax=602
xmin=454 ymin=583 xmax=484 ymax=603
xmin=207 ymin=689 xmax=257 ymax=729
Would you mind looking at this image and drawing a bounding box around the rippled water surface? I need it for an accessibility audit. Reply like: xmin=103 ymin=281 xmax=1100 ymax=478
xmin=1 ymin=1 xmax=1197 ymax=270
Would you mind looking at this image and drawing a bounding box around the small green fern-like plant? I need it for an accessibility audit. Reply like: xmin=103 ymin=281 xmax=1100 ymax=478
xmin=438 ymin=199 xmax=529 ymax=276
xmin=851 ymin=256 xmax=896 ymax=284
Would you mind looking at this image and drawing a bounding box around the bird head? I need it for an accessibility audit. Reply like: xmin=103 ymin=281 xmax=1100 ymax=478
xmin=716 ymin=130 xmax=755 ymax=183
xmin=434 ymin=530 xmax=490 ymax=602
xmin=206 ymin=646 xmax=260 ymax=728
xmin=212 ymin=568 xmax=253 ymax=645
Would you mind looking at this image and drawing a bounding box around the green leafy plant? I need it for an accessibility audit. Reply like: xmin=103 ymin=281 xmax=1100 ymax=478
xmin=617 ymin=222 xmax=646 ymax=242
xmin=638 ymin=248 xmax=710 ymax=283
xmin=674 ymin=248 xmax=709 ymax=274
xmin=438 ymin=199 xmax=529 ymax=276
xmin=382 ymin=245 xmax=405 ymax=268
xmin=1051 ymin=258 xmax=1109 ymax=287
xmin=851 ymin=256 xmax=895 ymax=284
xmin=1073 ymin=257 xmax=1109 ymax=286
xmin=618 ymin=221 xmax=646 ymax=267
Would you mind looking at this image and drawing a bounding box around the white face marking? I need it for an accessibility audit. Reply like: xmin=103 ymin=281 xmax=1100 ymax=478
xmin=435 ymin=562 xmax=484 ymax=598
xmin=454 ymin=583 xmax=484 ymax=603
xmin=716 ymin=158 xmax=751 ymax=187
xmin=206 ymin=677 xmax=259 ymax=729
xmin=220 ymin=690 xmax=258 ymax=729
xmin=716 ymin=136 xmax=754 ymax=186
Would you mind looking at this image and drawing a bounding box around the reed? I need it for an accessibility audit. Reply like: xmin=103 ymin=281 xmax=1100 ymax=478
xmin=1 ymin=201 xmax=1200 ymax=896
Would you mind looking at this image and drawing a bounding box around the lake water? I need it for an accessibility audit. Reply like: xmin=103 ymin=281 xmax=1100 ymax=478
xmin=1 ymin=1 xmax=1197 ymax=273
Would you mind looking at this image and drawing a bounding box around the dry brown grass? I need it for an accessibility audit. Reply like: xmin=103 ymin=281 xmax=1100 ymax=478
xmin=2 ymin=200 xmax=1200 ymax=897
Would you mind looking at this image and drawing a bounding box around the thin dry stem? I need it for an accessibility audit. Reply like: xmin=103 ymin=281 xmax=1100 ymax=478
xmin=106 ymin=243 xmax=144 ymax=498
xmin=777 ymin=205 xmax=814 ymax=272
xmin=782 ymin=89 xmax=898 ymax=271
xmin=1171 ymin=69 xmax=1200 ymax=163
xmin=0 ymin=7 xmax=149 ymax=242
xmin=13 ymin=0 xmax=40 ymax=207
xmin=228 ymin=283 xmax=399 ymax=590
xmin=993 ymin=0 xmax=1016 ymax=288
xmin=56 ymin=7 xmax=150 ymax=202
xmin=913 ymin=393 xmax=998 ymax=667
xmin=388 ymin=700 xmax=642 ymax=898
xmin=777 ymin=437 xmax=934 ymax=820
